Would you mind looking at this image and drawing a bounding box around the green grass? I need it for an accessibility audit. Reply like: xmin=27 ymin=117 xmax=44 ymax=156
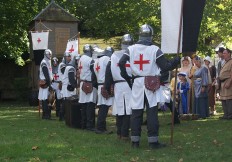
xmin=0 ymin=101 xmax=232 ymax=162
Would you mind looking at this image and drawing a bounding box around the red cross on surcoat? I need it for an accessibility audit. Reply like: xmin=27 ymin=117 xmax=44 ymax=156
xmin=79 ymin=62 xmax=83 ymax=74
xmin=54 ymin=73 xmax=59 ymax=80
xmin=117 ymin=63 xmax=130 ymax=67
xmin=37 ymin=38 xmax=41 ymax=43
xmin=69 ymin=45 xmax=74 ymax=53
xmin=96 ymin=63 xmax=100 ymax=72
xmin=134 ymin=54 xmax=150 ymax=71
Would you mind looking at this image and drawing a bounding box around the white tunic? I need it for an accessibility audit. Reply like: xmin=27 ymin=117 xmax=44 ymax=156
xmin=111 ymin=50 xmax=132 ymax=115
xmin=61 ymin=65 xmax=76 ymax=98
xmin=94 ymin=56 xmax=113 ymax=106
xmin=57 ymin=62 xmax=66 ymax=99
xmin=51 ymin=66 xmax=62 ymax=99
xmin=78 ymin=55 xmax=97 ymax=103
xmin=38 ymin=59 xmax=52 ymax=100
xmin=127 ymin=44 xmax=163 ymax=109
xmin=159 ymin=83 xmax=171 ymax=103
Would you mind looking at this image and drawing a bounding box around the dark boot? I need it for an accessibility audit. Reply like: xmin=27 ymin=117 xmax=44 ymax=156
xmin=48 ymin=105 xmax=52 ymax=119
xmin=42 ymin=100 xmax=50 ymax=119
xmin=56 ymin=99 xmax=61 ymax=117
xmin=59 ymin=99 xmax=65 ymax=121
xmin=149 ymin=142 xmax=167 ymax=149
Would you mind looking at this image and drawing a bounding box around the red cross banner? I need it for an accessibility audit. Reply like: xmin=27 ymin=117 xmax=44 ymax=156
xmin=65 ymin=39 xmax=79 ymax=56
xmin=31 ymin=31 xmax=49 ymax=50
xmin=161 ymin=0 xmax=206 ymax=54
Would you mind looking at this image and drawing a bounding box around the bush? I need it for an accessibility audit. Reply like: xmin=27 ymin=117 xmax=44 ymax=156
xmin=13 ymin=77 xmax=29 ymax=101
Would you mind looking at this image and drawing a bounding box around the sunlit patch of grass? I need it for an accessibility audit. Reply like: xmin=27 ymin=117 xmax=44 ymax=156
xmin=0 ymin=101 xmax=231 ymax=162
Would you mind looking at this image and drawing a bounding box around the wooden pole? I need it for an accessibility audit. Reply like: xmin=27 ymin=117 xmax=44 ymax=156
xmin=38 ymin=100 xmax=41 ymax=117
xmin=170 ymin=0 xmax=184 ymax=145
xmin=78 ymin=32 xmax=80 ymax=54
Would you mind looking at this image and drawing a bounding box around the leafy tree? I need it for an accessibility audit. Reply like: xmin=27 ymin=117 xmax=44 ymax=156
xmin=198 ymin=0 xmax=232 ymax=56
xmin=0 ymin=0 xmax=231 ymax=65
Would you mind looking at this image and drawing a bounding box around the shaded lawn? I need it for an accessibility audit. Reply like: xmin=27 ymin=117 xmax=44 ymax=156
xmin=0 ymin=101 xmax=231 ymax=162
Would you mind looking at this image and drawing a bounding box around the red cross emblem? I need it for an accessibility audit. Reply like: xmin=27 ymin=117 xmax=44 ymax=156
xmin=37 ymin=38 xmax=41 ymax=43
xmin=79 ymin=61 xmax=83 ymax=74
xmin=69 ymin=45 xmax=74 ymax=53
xmin=117 ymin=63 xmax=130 ymax=67
xmin=53 ymin=73 xmax=59 ymax=80
xmin=96 ymin=63 xmax=100 ymax=72
xmin=134 ymin=54 xmax=150 ymax=71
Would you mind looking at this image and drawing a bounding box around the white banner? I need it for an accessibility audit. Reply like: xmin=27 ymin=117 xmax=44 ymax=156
xmin=161 ymin=0 xmax=182 ymax=54
xmin=31 ymin=31 xmax=49 ymax=50
xmin=65 ymin=39 xmax=79 ymax=58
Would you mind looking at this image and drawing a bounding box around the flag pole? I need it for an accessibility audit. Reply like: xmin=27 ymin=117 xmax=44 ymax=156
xmin=170 ymin=0 xmax=184 ymax=145
xmin=78 ymin=32 xmax=80 ymax=54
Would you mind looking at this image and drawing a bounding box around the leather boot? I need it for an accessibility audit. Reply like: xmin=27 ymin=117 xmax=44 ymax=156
xmin=149 ymin=142 xmax=167 ymax=149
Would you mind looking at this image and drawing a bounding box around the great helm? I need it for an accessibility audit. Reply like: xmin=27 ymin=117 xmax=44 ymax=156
xmin=44 ymin=49 xmax=52 ymax=60
xmin=139 ymin=24 xmax=153 ymax=41
xmin=121 ymin=34 xmax=133 ymax=45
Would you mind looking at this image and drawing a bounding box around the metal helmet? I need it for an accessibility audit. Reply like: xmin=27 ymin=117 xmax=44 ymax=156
xmin=52 ymin=57 xmax=59 ymax=66
xmin=59 ymin=62 xmax=66 ymax=70
xmin=64 ymin=52 xmax=72 ymax=57
xmin=64 ymin=52 xmax=72 ymax=64
xmin=59 ymin=62 xmax=66 ymax=74
xmin=83 ymin=44 xmax=93 ymax=53
xmin=44 ymin=49 xmax=52 ymax=60
xmin=121 ymin=34 xmax=133 ymax=50
xmin=121 ymin=34 xmax=133 ymax=45
xmin=92 ymin=44 xmax=99 ymax=50
xmin=139 ymin=24 xmax=153 ymax=41
xmin=104 ymin=46 xmax=114 ymax=57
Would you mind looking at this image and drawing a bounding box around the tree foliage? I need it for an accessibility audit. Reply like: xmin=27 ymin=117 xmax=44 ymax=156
xmin=0 ymin=0 xmax=231 ymax=65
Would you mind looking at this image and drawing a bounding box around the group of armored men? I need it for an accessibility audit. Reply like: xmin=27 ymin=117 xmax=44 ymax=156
xmin=38 ymin=24 xmax=181 ymax=149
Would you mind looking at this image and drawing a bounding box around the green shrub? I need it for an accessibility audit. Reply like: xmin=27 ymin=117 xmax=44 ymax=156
xmin=13 ymin=77 xmax=29 ymax=101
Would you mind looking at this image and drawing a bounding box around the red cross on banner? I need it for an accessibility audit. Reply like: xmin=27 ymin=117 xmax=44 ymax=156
xmin=134 ymin=54 xmax=150 ymax=71
xmin=79 ymin=62 xmax=83 ymax=74
xmin=96 ymin=63 xmax=100 ymax=72
xmin=69 ymin=45 xmax=74 ymax=53
xmin=54 ymin=73 xmax=59 ymax=80
xmin=37 ymin=38 xmax=41 ymax=43
xmin=117 ymin=63 xmax=130 ymax=67
xmin=31 ymin=31 xmax=49 ymax=50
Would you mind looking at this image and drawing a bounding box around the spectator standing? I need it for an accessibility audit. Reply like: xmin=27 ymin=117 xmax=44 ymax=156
xmin=193 ymin=56 xmax=209 ymax=119
xmin=218 ymin=49 xmax=232 ymax=120
xmin=204 ymin=56 xmax=216 ymax=115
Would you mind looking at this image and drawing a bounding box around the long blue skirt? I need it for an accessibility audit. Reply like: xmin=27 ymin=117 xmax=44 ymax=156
xmin=193 ymin=97 xmax=209 ymax=118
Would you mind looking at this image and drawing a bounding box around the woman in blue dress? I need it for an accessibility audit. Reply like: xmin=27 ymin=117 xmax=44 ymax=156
xmin=193 ymin=56 xmax=209 ymax=119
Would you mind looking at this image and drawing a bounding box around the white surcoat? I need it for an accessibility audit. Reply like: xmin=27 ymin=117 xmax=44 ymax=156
xmin=61 ymin=65 xmax=76 ymax=98
xmin=78 ymin=55 xmax=97 ymax=103
xmin=111 ymin=50 xmax=132 ymax=115
xmin=38 ymin=59 xmax=52 ymax=100
xmin=127 ymin=44 xmax=163 ymax=109
xmin=94 ymin=56 xmax=113 ymax=106
xmin=51 ymin=66 xmax=62 ymax=99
